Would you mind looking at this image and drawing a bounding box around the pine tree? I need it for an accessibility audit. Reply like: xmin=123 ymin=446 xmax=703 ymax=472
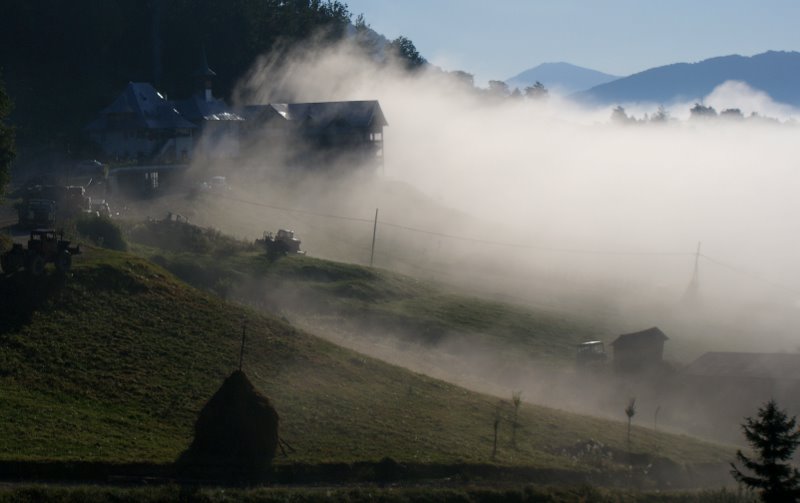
xmin=0 ymin=77 xmax=14 ymax=198
xmin=731 ymin=399 xmax=800 ymax=503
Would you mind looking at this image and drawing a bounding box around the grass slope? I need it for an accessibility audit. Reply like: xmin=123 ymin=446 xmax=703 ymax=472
xmin=145 ymin=246 xmax=607 ymax=367
xmin=0 ymin=247 xmax=730 ymax=474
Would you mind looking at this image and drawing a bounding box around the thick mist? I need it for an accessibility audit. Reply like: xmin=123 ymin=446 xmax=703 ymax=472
xmin=132 ymin=37 xmax=795 ymax=384
xmin=221 ymin=39 xmax=800 ymax=358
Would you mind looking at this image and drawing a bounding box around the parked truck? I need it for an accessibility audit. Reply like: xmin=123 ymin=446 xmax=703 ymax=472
xmin=16 ymin=185 xmax=92 ymax=228
xmin=1 ymin=229 xmax=81 ymax=276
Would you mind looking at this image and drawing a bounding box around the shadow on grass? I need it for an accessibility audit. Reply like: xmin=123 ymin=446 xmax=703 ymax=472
xmin=0 ymin=271 xmax=66 ymax=334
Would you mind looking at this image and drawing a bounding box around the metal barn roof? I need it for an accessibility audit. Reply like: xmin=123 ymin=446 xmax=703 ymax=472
xmin=683 ymin=352 xmax=800 ymax=381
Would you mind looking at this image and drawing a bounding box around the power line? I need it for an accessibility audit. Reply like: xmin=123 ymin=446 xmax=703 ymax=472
xmin=219 ymin=192 xmax=800 ymax=295
xmin=378 ymin=220 xmax=693 ymax=256
xmin=699 ymin=253 xmax=800 ymax=296
xmin=218 ymin=193 xmax=373 ymax=223
xmin=219 ymin=193 xmax=694 ymax=257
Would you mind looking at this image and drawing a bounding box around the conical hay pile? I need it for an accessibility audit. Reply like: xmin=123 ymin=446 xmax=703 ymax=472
xmin=178 ymin=370 xmax=279 ymax=481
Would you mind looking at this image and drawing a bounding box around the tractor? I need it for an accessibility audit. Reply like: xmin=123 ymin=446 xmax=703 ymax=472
xmin=1 ymin=229 xmax=81 ymax=276
xmin=576 ymin=340 xmax=607 ymax=369
xmin=256 ymin=229 xmax=305 ymax=258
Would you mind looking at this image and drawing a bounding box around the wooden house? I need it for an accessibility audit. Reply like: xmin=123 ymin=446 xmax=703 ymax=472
xmin=610 ymin=327 xmax=668 ymax=373
xmin=85 ymin=82 xmax=196 ymax=163
xmin=240 ymin=100 xmax=387 ymax=168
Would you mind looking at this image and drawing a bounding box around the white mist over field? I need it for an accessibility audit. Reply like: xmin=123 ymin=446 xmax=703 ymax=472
xmin=211 ymin=40 xmax=800 ymax=360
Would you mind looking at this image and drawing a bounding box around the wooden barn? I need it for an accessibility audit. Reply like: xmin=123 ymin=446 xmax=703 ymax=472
xmin=670 ymin=352 xmax=800 ymax=442
xmin=610 ymin=327 xmax=668 ymax=373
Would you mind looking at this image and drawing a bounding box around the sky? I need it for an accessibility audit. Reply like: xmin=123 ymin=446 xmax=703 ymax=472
xmin=344 ymin=0 xmax=800 ymax=85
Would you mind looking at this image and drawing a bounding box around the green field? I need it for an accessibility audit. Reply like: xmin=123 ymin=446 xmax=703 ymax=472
xmin=0 ymin=484 xmax=757 ymax=503
xmin=0 ymin=244 xmax=732 ymax=476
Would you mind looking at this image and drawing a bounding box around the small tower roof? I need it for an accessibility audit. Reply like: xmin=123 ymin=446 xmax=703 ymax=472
xmin=195 ymin=48 xmax=217 ymax=78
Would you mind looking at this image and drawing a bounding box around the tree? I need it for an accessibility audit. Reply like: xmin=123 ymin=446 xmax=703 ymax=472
xmin=611 ymin=105 xmax=634 ymax=125
xmin=0 ymin=77 xmax=15 ymax=198
xmin=524 ymin=81 xmax=548 ymax=101
xmin=448 ymin=70 xmax=475 ymax=89
xmin=511 ymin=391 xmax=522 ymax=447
xmin=487 ymin=80 xmax=509 ymax=99
xmin=690 ymin=103 xmax=717 ymax=119
xmin=388 ymin=36 xmax=426 ymax=70
xmin=650 ymin=105 xmax=669 ymax=123
xmin=731 ymin=400 xmax=800 ymax=502
xmin=624 ymin=397 xmax=636 ymax=452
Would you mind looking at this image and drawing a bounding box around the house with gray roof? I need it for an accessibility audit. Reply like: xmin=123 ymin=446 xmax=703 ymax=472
xmin=85 ymin=53 xmax=387 ymax=194
xmin=85 ymin=82 xmax=197 ymax=163
xmin=241 ymin=100 xmax=387 ymax=168
xmin=683 ymin=351 xmax=800 ymax=383
xmin=171 ymin=50 xmax=244 ymax=159
xmin=670 ymin=351 xmax=800 ymax=441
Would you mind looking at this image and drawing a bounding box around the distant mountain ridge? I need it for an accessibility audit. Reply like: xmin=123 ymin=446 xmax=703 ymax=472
xmin=506 ymin=62 xmax=620 ymax=94
xmin=576 ymin=51 xmax=800 ymax=106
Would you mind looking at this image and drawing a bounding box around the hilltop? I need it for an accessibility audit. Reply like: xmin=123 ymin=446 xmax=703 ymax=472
xmin=506 ymin=62 xmax=620 ymax=94
xmin=0 ymin=244 xmax=732 ymax=486
xmin=575 ymin=50 xmax=800 ymax=106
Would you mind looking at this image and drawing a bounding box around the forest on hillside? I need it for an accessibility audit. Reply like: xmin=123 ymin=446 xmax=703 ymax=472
xmin=0 ymin=0 xmax=363 ymax=166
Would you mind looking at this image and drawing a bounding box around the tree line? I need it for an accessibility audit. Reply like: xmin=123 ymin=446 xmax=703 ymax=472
xmin=0 ymin=0 xmax=399 ymax=168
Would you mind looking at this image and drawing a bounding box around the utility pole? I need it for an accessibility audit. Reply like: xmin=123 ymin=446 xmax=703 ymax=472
xmin=239 ymin=318 xmax=247 ymax=371
xmin=683 ymin=241 xmax=702 ymax=303
xmin=369 ymin=208 xmax=378 ymax=267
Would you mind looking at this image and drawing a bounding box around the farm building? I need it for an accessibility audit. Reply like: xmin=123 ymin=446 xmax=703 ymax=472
xmin=240 ymin=100 xmax=386 ymax=168
xmin=610 ymin=327 xmax=668 ymax=373
xmin=681 ymin=351 xmax=800 ymax=394
xmin=85 ymin=53 xmax=387 ymax=195
xmin=85 ymin=82 xmax=197 ymax=164
xmin=670 ymin=351 xmax=800 ymax=442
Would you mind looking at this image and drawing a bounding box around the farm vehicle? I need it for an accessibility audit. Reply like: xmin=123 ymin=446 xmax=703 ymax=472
xmin=576 ymin=340 xmax=607 ymax=368
xmin=256 ymin=229 xmax=305 ymax=258
xmin=16 ymin=185 xmax=92 ymax=228
xmin=1 ymin=229 xmax=81 ymax=276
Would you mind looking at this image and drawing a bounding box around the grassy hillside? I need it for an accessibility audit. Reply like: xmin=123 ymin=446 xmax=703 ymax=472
xmin=136 ymin=241 xmax=607 ymax=367
xmin=0 ymin=246 xmax=732 ymax=484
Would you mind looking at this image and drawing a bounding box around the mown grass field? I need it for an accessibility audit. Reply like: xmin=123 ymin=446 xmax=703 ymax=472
xmin=0 ymin=245 xmax=732 ymax=480
xmin=0 ymin=484 xmax=757 ymax=503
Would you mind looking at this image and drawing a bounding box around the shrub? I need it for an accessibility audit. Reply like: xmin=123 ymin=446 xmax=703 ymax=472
xmin=76 ymin=214 xmax=128 ymax=251
xmin=0 ymin=232 xmax=11 ymax=253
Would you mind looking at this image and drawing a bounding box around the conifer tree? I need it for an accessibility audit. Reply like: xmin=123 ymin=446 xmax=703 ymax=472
xmin=0 ymin=77 xmax=14 ymax=198
xmin=731 ymin=399 xmax=800 ymax=503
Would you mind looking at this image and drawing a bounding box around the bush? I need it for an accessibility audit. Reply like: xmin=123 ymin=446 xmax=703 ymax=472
xmin=129 ymin=217 xmax=253 ymax=256
xmin=0 ymin=233 xmax=11 ymax=254
xmin=75 ymin=214 xmax=128 ymax=251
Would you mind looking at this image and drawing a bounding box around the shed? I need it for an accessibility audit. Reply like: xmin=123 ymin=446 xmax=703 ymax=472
xmin=610 ymin=327 xmax=668 ymax=372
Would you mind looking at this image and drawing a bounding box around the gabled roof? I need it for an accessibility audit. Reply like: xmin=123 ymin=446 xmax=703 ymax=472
xmin=243 ymin=100 xmax=387 ymax=129
xmin=172 ymin=94 xmax=244 ymax=123
xmin=611 ymin=327 xmax=668 ymax=347
xmin=85 ymin=82 xmax=197 ymax=132
xmin=683 ymin=352 xmax=800 ymax=381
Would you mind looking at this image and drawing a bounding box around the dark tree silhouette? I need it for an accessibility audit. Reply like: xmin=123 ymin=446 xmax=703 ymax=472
xmin=624 ymin=397 xmax=636 ymax=452
xmin=0 ymin=77 xmax=14 ymax=198
xmin=388 ymin=36 xmax=426 ymax=70
xmin=524 ymin=81 xmax=548 ymax=101
xmin=611 ymin=105 xmax=634 ymax=124
xmin=0 ymin=0 xmax=352 ymax=162
xmin=650 ymin=105 xmax=669 ymax=123
xmin=731 ymin=399 xmax=800 ymax=503
xmin=487 ymin=80 xmax=510 ymax=99
xmin=690 ymin=103 xmax=717 ymax=118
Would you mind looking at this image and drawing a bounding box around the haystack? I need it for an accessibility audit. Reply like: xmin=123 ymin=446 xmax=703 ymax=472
xmin=177 ymin=370 xmax=279 ymax=482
